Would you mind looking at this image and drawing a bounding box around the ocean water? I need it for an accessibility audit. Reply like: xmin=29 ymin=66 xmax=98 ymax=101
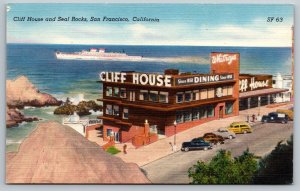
xmin=6 ymin=44 xmax=292 ymax=151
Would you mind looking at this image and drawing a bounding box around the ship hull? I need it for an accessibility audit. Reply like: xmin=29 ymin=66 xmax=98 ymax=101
xmin=55 ymin=52 xmax=143 ymax=61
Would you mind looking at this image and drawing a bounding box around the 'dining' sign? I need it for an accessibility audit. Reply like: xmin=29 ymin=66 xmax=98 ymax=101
xmin=175 ymin=73 xmax=234 ymax=86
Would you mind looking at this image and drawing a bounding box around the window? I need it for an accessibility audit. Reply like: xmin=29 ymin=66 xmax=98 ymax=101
xmin=222 ymin=86 xmax=228 ymax=96
xmin=113 ymin=105 xmax=119 ymax=116
xmin=176 ymin=92 xmax=183 ymax=103
xmin=139 ymin=90 xmax=149 ymax=101
xmin=106 ymin=87 xmax=112 ymax=97
xmin=208 ymin=88 xmax=215 ymax=99
xmin=159 ymin=92 xmax=169 ymax=103
xmin=184 ymin=91 xmax=192 ymax=102
xmin=183 ymin=112 xmax=191 ymax=122
xmin=107 ymin=129 xmax=113 ymax=137
xmin=222 ymin=86 xmax=233 ymax=96
xmin=176 ymin=112 xmax=183 ymax=123
xmin=207 ymin=106 xmax=214 ymax=117
xmin=200 ymin=89 xmax=208 ymax=100
xmin=227 ymin=86 xmax=233 ymax=95
xmin=113 ymin=87 xmax=119 ymax=97
xmin=225 ymin=102 xmax=233 ymax=114
xmin=106 ymin=104 xmax=113 ymax=115
xmin=120 ymin=88 xmax=127 ymax=98
xmin=199 ymin=107 xmax=207 ymax=119
xmin=149 ymin=91 xmax=159 ymax=102
xmin=192 ymin=109 xmax=199 ymax=120
xmin=123 ymin=108 xmax=129 ymax=119
xmin=193 ymin=90 xmax=200 ymax=101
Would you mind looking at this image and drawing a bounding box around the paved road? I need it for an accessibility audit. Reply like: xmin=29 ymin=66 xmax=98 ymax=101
xmin=141 ymin=122 xmax=293 ymax=184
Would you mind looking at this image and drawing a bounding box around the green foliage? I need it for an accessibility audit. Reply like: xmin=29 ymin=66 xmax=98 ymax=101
xmin=252 ymin=136 xmax=293 ymax=184
xmin=54 ymin=100 xmax=102 ymax=116
xmin=106 ymin=146 xmax=121 ymax=155
xmin=188 ymin=149 xmax=257 ymax=184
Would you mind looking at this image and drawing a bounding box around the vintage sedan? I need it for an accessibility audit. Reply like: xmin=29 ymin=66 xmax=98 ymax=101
xmin=227 ymin=122 xmax=253 ymax=134
xmin=181 ymin=138 xmax=213 ymax=152
xmin=213 ymin=127 xmax=236 ymax=139
xmin=203 ymin=133 xmax=225 ymax=145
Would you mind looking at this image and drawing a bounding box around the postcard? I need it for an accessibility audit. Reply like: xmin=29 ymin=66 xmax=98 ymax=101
xmin=6 ymin=3 xmax=294 ymax=184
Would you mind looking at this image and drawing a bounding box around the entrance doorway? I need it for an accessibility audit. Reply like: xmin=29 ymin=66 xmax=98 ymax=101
xmin=219 ymin=106 xmax=224 ymax=119
xmin=114 ymin=132 xmax=120 ymax=143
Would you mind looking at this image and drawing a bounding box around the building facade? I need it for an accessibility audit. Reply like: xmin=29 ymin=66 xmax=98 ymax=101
xmin=272 ymin=73 xmax=292 ymax=103
xmin=98 ymin=52 xmax=240 ymax=145
xmin=98 ymin=52 xmax=289 ymax=146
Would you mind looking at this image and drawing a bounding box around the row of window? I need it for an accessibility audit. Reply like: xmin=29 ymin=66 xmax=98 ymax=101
xmin=106 ymin=86 xmax=169 ymax=103
xmin=176 ymin=86 xmax=233 ymax=103
xmin=176 ymin=106 xmax=215 ymax=123
xmin=106 ymin=104 xmax=129 ymax=119
xmin=106 ymin=87 xmax=127 ymax=98
xmin=106 ymin=86 xmax=233 ymax=104
xmin=139 ymin=90 xmax=169 ymax=103
xmin=176 ymin=102 xmax=234 ymax=123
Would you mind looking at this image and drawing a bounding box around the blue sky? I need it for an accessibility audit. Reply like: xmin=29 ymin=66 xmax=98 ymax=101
xmin=7 ymin=4 xmax=294 ymax=47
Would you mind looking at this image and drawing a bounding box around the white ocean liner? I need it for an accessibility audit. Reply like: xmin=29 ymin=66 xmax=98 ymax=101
xmin=55 ymin=48 xmax=143 ymax=61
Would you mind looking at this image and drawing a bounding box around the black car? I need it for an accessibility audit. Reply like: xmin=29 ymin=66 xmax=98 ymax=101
xmin=261 ymin=112 xmax=288 ymax=124
xmin=181 ymin=138 xmax=213 ymax=152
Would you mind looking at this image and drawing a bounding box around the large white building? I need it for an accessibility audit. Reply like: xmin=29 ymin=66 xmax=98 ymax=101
xmin=272 ymin=73 xmax=292 ymax=103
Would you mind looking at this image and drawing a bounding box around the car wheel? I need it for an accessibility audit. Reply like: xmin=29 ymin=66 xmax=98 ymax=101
xmin=229 ymin=135 xmax=233 ymax=139
xmin=184 ymin=147 xmax=189 ymax=152
xmin=204 ymin=147 xmax=208 ymax=151
xmin=243 ymin=130 xmax=247 ymax=134
xmin=263 ymin=119 xmax=267 ymax=123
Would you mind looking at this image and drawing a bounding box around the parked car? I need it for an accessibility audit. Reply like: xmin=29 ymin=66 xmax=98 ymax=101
xmin=213 ymin=127 xmax=236 ymax=139
xmin=227 ymin=121 xmax=252 ymax=134
xmin=276 ymin=109 xmax=293 ymax=121
xmin=203 ymin=133 xmax=225 ymax=145
xmin=261 ymin=112 xmax=288 ymax=124
xmin=181 ymin=137 xmax=212 ymax=152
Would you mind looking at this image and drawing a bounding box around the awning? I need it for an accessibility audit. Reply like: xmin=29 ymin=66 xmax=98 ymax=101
xmin=239 ymin=88 xmax=289 ymax=99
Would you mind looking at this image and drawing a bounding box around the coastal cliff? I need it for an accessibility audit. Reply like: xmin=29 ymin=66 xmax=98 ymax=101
xmin=6 ymin=76 xmax=62 ymax=128
xmin=6 ymin=121 xmax=150 ymax=184
xmin=6 ymin=76 xmax=62 ymax=108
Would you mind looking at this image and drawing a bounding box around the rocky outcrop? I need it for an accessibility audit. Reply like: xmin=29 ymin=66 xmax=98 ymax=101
xmin=54 ymin=100 xmax=102 ymax=116
xmin=6 ymin=76 xmax=61 ymax=128
xmin=6 ymin=121 xmax=150 ymax=184
xmin=6 ymin=106 xmax=39 ymax=128
xmin=6 ymin=76 xmax=62 ymax=108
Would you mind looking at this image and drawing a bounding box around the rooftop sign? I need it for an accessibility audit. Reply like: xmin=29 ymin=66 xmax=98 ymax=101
xmin=175 ymin=73 xmax=234 ymax=86
xmin=211 ymin=53 xmax=238 ymax=65
xmin=99 ymin=72 xmax=172 ymax=87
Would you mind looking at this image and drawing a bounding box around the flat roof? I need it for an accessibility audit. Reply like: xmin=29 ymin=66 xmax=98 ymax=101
xmin=239 ymin=88 xmax=289 ymax=99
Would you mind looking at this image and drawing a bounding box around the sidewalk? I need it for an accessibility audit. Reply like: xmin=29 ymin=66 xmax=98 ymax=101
xmin=116 ymin=102 xmax=293 ymax=166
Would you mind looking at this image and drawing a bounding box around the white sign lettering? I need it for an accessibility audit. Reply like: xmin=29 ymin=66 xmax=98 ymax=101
xmin=239 ymin=77 xmax=269 ymax=92
xmin=249 ymin=77 xmax=269 ymax=90
xmin=212 ymin=54 xmax=237 ymax=65
xmin=99 ymin=72 xmax=172 ymax=87
xmin=175 ymin=74 xmax=233 ymax=86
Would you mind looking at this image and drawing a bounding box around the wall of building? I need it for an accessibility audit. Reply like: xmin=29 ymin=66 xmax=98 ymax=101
xmin=211 ymin=52 xmax=240 ymax=117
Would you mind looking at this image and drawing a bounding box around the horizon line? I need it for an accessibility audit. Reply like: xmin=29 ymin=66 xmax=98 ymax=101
xmin=6 ymin=42 xmax=292 ymax=48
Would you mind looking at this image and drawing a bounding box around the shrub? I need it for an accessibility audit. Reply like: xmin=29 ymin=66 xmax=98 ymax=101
xmin=106 ymin=146 xmax=121 ymax=155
